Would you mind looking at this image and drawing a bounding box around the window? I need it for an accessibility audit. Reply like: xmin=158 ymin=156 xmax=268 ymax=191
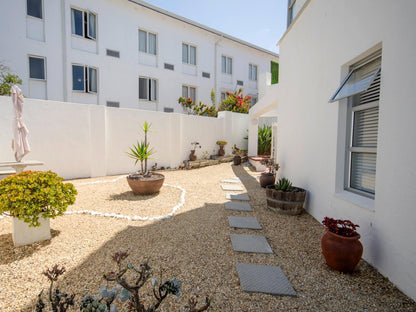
xmin=139 ymin=29 xmax=157 ymax=55
xmin=221 ymin=56 xmax=232 ymax=74
xmin=29 ymin=56 xmax=45 ymax=80
xmin=249 ymin=64 xmax=258 ymax=81
xmin=182 ymin=43 xmax=196 ymax=65
xmin=331 ymin=52 xmax=382 ymax=197
xmin=72 ymin=64 xmax=98 ymax=93
xmin=287 ymin=0 xmax=296 ymax=27
xmin=71 ymin=8 xmax=97 ymax=40
xmin=27 ymin=0 xmax=42 ymax=19
xmin=182 ymin=85 xmax=196 ymax=101
xmin=139 ymin=77 xmax=157 ymax=101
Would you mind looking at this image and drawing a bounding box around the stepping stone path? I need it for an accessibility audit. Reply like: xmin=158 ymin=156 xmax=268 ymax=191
xmin=220 ymin=176 xmax=297 ymax=296
xmin=236 ymin=263 xmax=297 ymax=296
xmin=225 ymin=202 xmax=253 ymax=212
xmin=230 ymin=234 xmax=273 ymax=254
xmin=221 ymin=184 xmax=244 ymax=191
xmin=225 ymin=193 xmax=250 ymax=201
xmin=228 ymin=216 xmax=262 ymax=230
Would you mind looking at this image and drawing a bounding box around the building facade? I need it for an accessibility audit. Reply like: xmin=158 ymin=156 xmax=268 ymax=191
xmin=250 ymin=0 xmax=416 ymax=301
xmin=0 ymin=0 xmax=278 ymax=112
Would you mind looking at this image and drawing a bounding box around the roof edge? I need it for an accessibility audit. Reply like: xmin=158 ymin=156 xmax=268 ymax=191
xmin=128 ymin=0 xmax=279 ymax=58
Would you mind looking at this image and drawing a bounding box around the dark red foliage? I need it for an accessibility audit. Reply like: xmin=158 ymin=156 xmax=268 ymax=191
xmin=112 ymin=251 xmax=129 ymax=264
xmin=322 ymin=217 xmax=359 ymax=237
xmin=43 ymin=265 xmax=66 ymax=282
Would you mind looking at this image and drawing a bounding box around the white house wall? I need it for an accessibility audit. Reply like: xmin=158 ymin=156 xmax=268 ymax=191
xmin=0 ymin=0 xmax=278 ymax=112
xmin=276 ymin=0 xmax=416 ymax=300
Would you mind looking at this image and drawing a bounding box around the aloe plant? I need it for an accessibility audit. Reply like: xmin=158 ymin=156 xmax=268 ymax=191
xmin=258 ymin=125 xmax=272 ymax=155
xmin=275 ymin=177 xmax=293 ymax=192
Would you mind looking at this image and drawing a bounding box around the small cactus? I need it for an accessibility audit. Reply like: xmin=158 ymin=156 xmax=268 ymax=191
xmin=275 ymin=177 xmax=293 ymax=192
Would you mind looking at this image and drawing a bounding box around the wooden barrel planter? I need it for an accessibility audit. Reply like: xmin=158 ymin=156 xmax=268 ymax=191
xmin=265 ymin=185 xmax=306 ymax=215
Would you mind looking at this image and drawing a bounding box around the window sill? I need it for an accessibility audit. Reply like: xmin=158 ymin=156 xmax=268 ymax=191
xmin=72 ymin=90 xmax=98 ymax=94
xmin=29 ymin=78 xmax=46 ymax=82
xmin=27 ymin=15 xmax=43 ymax=21
xmin=334 ymin=190 xmax=375 ymax=211
xmin=71 ymin=34 xmax=96 ymax=41
xmin=139 ymin=52 xmax=157 ymax=56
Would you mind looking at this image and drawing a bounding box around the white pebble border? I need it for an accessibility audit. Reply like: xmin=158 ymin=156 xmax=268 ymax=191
xmin=0 ymin=175 xmax=186 ymax=222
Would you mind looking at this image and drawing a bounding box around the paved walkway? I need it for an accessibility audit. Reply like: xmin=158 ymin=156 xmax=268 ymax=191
xmin=221 ymin=176 xmax=297 ymax=296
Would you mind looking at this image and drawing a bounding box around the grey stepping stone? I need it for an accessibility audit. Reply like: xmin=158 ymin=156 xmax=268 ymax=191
xmin=236 ymin=263 xmax=297 ymax=296
xmin=225 ymin=193 xmax=250 ymax=201
xmin=230 ymin=234 xmax=273 ymax=254
xmin=225 ymin=202 xmax=252 ymax=212
xmin=228 ymin=216 xmax=262 ymax=230
xmin=221 ymin=184 xmax=243 ymax=191
xmin=221 ymin=179 xmax=241 ymax=183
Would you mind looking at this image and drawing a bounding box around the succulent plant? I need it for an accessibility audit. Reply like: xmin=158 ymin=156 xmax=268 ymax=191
xmin=275 ymin=177 xmax=293 ymax=192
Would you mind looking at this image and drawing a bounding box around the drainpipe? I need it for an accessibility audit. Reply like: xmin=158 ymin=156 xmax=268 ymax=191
xmin=61 ymin=0 xmax=67 ymax=102
xmin=214 ymin=36 xmax=223 ymax=107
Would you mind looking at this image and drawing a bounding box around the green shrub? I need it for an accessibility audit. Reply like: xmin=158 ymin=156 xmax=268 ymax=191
xmin=218 ymin=88 xmax=251 ymax=114
xmin=0 ymin=171 xmax=77 ymax=227
xmin=0 ymin=72 xmax=22 ymax=96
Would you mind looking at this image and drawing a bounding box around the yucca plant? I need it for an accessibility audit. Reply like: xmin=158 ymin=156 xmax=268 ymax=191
xmin=275 ymin=177 xmax=293 ymax=192
xmin=258 ymin=125 xmax=272 ymax=155
xmin=127 ymin=121 xmax=154 ymax=176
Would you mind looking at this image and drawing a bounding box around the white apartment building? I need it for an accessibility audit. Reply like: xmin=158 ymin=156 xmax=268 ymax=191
xmin=0 ymin=0 xmax=278 ymax=112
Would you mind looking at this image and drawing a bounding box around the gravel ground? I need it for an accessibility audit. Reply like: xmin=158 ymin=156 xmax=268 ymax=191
xmin=0 ymin=163 xmax=415 ymax=311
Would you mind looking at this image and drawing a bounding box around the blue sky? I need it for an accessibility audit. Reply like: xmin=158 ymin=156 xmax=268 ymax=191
xmin=142 ymin=0 xmax=287 ymax=54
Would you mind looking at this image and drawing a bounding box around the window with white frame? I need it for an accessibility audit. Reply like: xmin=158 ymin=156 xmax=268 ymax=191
xmin=221 ymin=56 xmax=232 ymax=75
xmin=139 ymin=77 xmax=157 ymax=101
xmin=330 ymin=51 xmax=381 ymax=198
xmin=182 ymin=85 xmax=196 ymax=101
xmin=72 ymin=64 xmax=98 ymax=93
xmin=29 ymin=56 xmax=46 ymax=80
xmin=182 ymin=43 xmax=196 ymax=65
xmin=27 ymin=0 xmax=42 ymax=19
xmin=71 ymin=8 xmax=97 ymax=40
xmin=139 ymin=29 xmax=157 ymax=55
xmin=249 ymin=64 xmax=258 ymax=81
xmin=287 ymin=0 xmax=296 ymax=27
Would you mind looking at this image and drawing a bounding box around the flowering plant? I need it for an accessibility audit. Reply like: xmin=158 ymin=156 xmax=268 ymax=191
xmin=219 ymin=88 xmax=251 ymax=114
xmin=322 ymin=217 xmax=360 ymax=237
xmin=216 ymin=141 xmax=227 ymax=146
xmin=260 ymin=158 xmax=280 ymax=175
xmin=190 ymin=142 xmax=201 ymax=151
xmin=178 ymin=97 xmax=218 ymax=117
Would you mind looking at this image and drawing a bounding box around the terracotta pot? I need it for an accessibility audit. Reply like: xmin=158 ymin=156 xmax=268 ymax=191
xmin=265 ymin=185 xmax=306 ymax=215
xmin=321 ymin=230 xmax=363 ymax=272
xmin=233 ymin=155 xmax=241 ymax=165
xmin=127 ymin=173 xmax=165 ymax=195
xmin=259 ymin=172 xmax=275 ymax=188
xmin=218 ymin=145 xmax=225 ymax=156
xmin=189 ymin=150 xmax=197 ymax=161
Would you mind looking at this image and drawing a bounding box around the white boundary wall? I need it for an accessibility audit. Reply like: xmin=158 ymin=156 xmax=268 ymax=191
xmin=0 ymin=96 xmax=248 ymax=179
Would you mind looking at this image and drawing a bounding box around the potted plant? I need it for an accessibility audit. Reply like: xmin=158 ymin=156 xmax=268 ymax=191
xmin=259 ymin=158 xmax=280 ymax=188
xmin=216 ymin=141 xmax=227 ymax=156
xmin=232 ymin=144 xmax=242 ymax=165
xmin=321 ymin=217 xmax=363 ymax=272
xmin=0 ymin=170 xmax=77 ymax=246
xmin=126 ymin=121 xmax=165 ymax=195
xmin=189 ymin=142 xmax=201 ymax=161
xmin=265 ymin=177 xmax=306 ymax=215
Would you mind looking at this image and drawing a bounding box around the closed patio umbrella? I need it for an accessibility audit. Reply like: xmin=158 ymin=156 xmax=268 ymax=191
xmin=11 ymin=85 xmax=30 ymax=162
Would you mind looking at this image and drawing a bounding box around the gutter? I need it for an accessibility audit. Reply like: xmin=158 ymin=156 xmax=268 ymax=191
xmin=128 ymin=0 xmax=279 ymax=58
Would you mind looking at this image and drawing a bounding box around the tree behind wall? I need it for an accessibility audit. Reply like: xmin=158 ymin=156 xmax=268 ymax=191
xmin=0 ymin=63 xmax=22 ymax=96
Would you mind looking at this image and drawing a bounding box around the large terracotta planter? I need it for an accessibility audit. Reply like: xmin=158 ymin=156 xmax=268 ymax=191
xmin=259 ymin=172 xmax=275 ymax=188
xmin=265 ymin=185 xmax=306 ymax=215
xmin=127 ymin=173 xmax=165 ymax=195
xmin=189 ymin=150 xmax=197 ymax=161
xmin=12 ymin=217 xmax=51 ymax=247
xmin=321 ymin=230 xmax=363 ymax=272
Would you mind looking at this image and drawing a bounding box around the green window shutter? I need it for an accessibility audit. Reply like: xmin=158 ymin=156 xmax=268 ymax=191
xmin=271 ymin=61 xmax=279 ymax=84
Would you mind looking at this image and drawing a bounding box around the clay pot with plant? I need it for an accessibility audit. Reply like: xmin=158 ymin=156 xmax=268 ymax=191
xmin=260 ymin=158 xmax=279 ymax=187
xmin=265 ymin=177 xmax=306 ymax=215
xmin=126 ymin=121 xmax=164 ymax=195
xmin=189 ymin=142 xmax=201 ymax=161
xmin=0 ymin=170 xmax=77 ymax=246
xmin=216 ymin=141 xmax=227 ymax=156
xmin=321 ymin=217 xmax=363 ymax=272
xmin=232 ymin=144 xmax=242 ymax=165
